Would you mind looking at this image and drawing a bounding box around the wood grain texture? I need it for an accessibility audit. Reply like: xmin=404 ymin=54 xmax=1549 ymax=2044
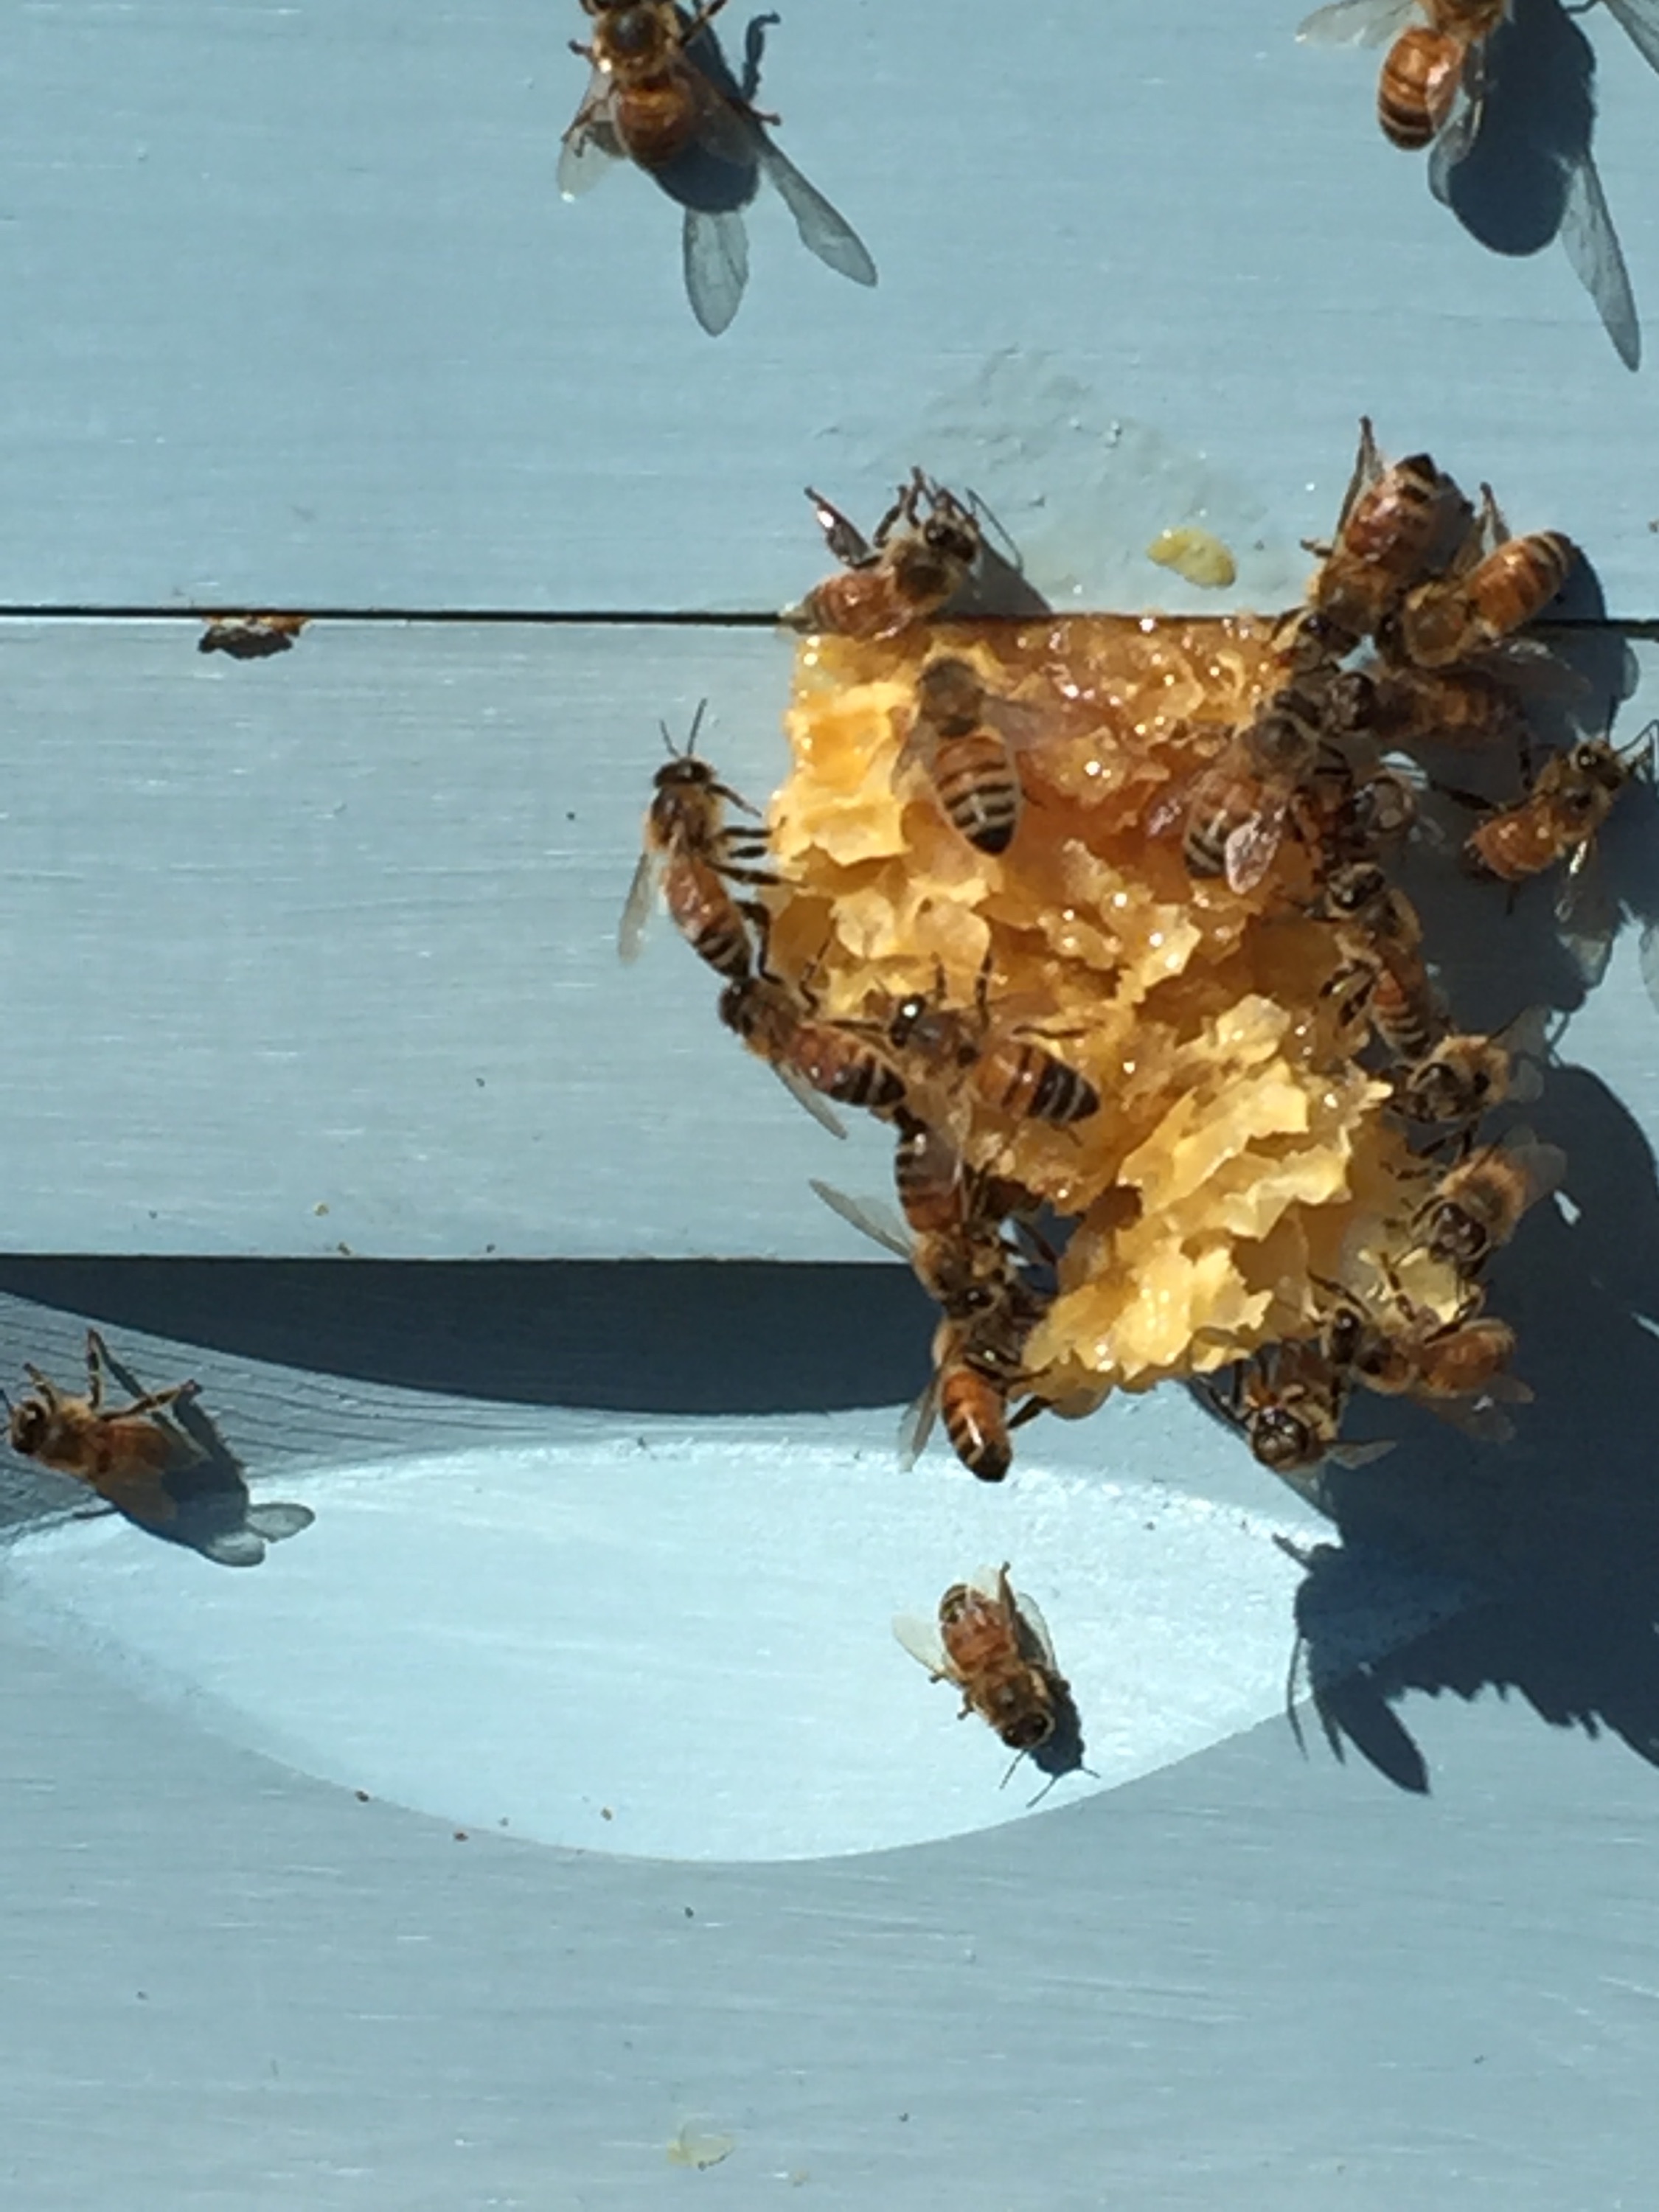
xmin=3 ymin=615 xmax=1657 ymax=1257
xmin=3 ymin=0 xmax=1659 ymax=612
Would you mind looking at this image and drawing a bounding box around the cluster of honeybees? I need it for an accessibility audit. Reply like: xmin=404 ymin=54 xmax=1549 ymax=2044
xmin=624 ymin=427 xmax=1650 ymax=1507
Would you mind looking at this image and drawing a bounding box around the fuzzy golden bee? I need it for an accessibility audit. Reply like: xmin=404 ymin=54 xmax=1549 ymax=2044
xmin=1301 ymin=417 xmax=1469 ymax=648
xmin=874 ymin=967 xmax=1099 ymax=1130
xmin=1319 ymin=861 xmax=1443 ymax=1062
xmin=560 ymin=0 xmax=874 ymax=336
xmin=1464 ymin=731 xmax=1650 ymax=886
xmin=894 ymin=1565 xmax=1070 ymax=1753
xmin=6 ymin=1330 xmax=200 ymax=1520
xmin=1414 ymin=1129 xmax=1566 ymax=1273
xmin=619 ymin=705 xmax=774 ymax=980
xmin=1394 ymin=495 xmax=1576 ymax=669
xmin=895 ymin=655 xmax=1034 ymax=855
xmin=787 ymin=471 xmax=982 ymax=641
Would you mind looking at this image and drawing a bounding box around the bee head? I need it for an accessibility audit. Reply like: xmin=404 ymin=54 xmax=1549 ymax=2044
xmin=1001 ymin=1708 xmax=1056 ymax=1753
xmin=7 ymin=1395 xmax=46 ymax=1457
xmin=1250 ymin=1404 xmax=1321 ymax=1473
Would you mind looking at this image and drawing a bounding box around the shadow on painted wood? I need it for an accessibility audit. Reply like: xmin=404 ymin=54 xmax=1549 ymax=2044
xmin=1279 ymin=1057 xmax=1659 ymax=1792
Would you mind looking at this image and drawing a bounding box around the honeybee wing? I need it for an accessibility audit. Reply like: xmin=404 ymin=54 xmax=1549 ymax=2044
xmin=1497 ymin=1126 xmax=1569 ymax=1206
xmin=617 ymin=844 xmax=663 ymax=964
xmin=773 ymin=1064 xmax=846 ymax=1140
xmin=755 ymin=136 xmax=877 ymax=287
xmin=1009 ymin=1587 xmax=1060 ymax=1672
xmin=558 ymin=72 xmax=625 ymax=198
xmin=1295 ymin=0 xmax=1414 ymax=44
xmin=1599 ymin=0 xmax=1659 ymax=75
xmin=682 ymin=206 xmax=751 ymax=336
xmin=898 ymin=1371 xmax=941 ymax=1469
xmin=891 ymin=1612 xmax=953 ymax=1680
xmin=1222 ymin=795 xmax=1293 ymax=895
xmin=1554 ymin=841 xmax=1620 ymax=988
xmin=1557 ymin=147 xmax=1641 ymax=373
xmin=1426 ymin=46 xmax=1486 ymax=202
xmin=1326 ymin=1436 xmax=1397 ymax=1470
xmin=807 ymin=1178 xmax=912 ymax=1260
xmin=1638 ymin=921 xmax=1659 ymax=1019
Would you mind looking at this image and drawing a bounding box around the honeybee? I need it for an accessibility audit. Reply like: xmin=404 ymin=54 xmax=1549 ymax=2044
xmin=877 ymin=964 xmax=1099 ymax=1128
xmin=786 ymin=470 xmax=983 ymax=641
xmin=1376 ymin=19 xmax=1478 ymax=147
xmin=719 ymin=967 xmax=905 ymax=1133
xmin=1464 ymin=728 xmax=1652 ymax=886
xmin=1365 ymin=662 xmax=1521 ymax=751
xmin=1198 ymin=1339 xmax=1391 ymax=1482
xmin=902 ymin=1269 xmax=1053 ymax=1484
xmin=198 ymin=612 xmax=309 ymax=659
xmin=1320 ymin=1270 xmax=1528 ymax=1434
xmin=895 ymin=656 xmax=1040 ymax=855
xmin=6 ymin=1330 xmax=201 ymax=1520
xmin=809 ymin=1171 xmax=1016 ymax=1326
xmin=1319 ymin=862 xmax=1443 ymax=1060
xmin=559 ymin=0 xmax=876 ymax=338
xmin=1394 ymin=491 xmax=1576 ymax=670
xmin=1163 ymin=703 xmax=1324 ymax=895
xmin=619 ymin=703 xmax=774 ymax=978
xmin=1413 ymin=1127 xmax=1567 ymax=1272
xmin=893 ymin=1565 xmax=1070 ymax=1755
xmin=1391 ymin=1005 xmax=1548 ymax=1125
xmin=1300 ymin=418 xmax=1470 ymax=648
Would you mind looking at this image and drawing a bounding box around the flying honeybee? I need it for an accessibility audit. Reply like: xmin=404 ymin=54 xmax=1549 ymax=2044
xmin=6 ymin=1330 xmax=201 ymax=1522
xmin=559 ymin=0 xmax=876 ymax=338
xmin=1319 ymin=862 xmax=1442 ymax=1061
xmin=1393 ymin=490 xmax=1576 ymax=670
xmin=1413 ymin=1127 xmax=1567 ymax=1273
xmin=1391 ymin=1005 xmax=1548 ymax=1125
xmin=895 ymin=655 xmax=1042 ymax=856
xmin=893 ymin=1565 xmax=1071 ymax=1756
xmin=619 ymin=703 xmax=774 ymax=979
xmin=198 ymin=612 xmax=309 ymax=659
xmin=876 ymin=964 xmax=1099 ymax=1128
xmin=1299 ymin=417 xmax=1470 ymax=649
xmin=786 ymin=470 xmax=983 ymax=641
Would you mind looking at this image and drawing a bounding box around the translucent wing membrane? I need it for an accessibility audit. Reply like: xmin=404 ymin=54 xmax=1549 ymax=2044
xmin=1600 ymin=0 xmax=1659 ymax=75
xmin=1559 ymin=150 xmax=1640 ymax=373
xmin=617 ymin=848 xmax=661 ymax=964
xmin=1296 ymin=0 xmax=1416 ymax=48
xmin=757 ymin=140 xmax=877 ymax=285
xmin=808 ymin=1179 xmax=912 ymax=1260
xmin=891 ymin=1613 xmax=951 ymax=1677
xmin=682 ymin=206 xmax=750 ymax=335
xmin=558 ymin=78 xmax=624 ymax=199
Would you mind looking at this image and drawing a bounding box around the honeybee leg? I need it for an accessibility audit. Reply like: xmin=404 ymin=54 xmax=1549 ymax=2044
xmin=1006 ymin=1394 xmax=1049 ymax=1433
xmin=738 ymin=11 xmax=779 ymax=102
xmin=105 ymin=1379 xmax=201 ymax=1422
xmin=682 ymin=0 xmax=733 ymax=35
xmin=1335 ymin=416 xmax=1379 ymax=533
xmin=568 ymin=37 xmax=598 ymax=60
xmin=21 ymin=1364 xmax=58 ymax=1408
xmin=83 ymin=1328 xmax=108 ymax=1411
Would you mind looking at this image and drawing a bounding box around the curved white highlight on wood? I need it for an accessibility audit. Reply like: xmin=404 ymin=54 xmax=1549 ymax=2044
xmin=0 ymin=1415 xmax=1387 ymax=1863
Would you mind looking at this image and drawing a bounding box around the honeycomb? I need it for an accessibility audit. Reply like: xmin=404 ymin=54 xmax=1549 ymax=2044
xmin=764 ymin=614 xmax=1466 ymax=1409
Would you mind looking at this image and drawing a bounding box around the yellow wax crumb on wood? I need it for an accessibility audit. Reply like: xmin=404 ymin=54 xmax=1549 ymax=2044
xmin=1146 ymin=526 xmax=1239 ymax=589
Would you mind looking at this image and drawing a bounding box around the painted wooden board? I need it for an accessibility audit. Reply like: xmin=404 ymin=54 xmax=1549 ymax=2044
xmin=3 ymin=0 xmax=1659 ymax=613
xmin=0 ymin=1275 xmax=1656 ymax=2208
xmin=2 ymin=614 xmax=1658 ymax=1257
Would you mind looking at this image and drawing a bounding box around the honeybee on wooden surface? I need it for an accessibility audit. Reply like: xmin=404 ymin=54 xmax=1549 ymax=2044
xmin=1319 ymin=862 xmax=1444 ymax=1061
xmin=1300 ymin=417 xmax=1470 ymax=649
xmin=560 ymin=0 xmax=875 ymax=337
xmin=786 ymin=470 xmax=983 ymax=641
xmin=1197 ymin=1339 xmax=1391 ymax=1484
xmin=1391 ymin=1006 xmax=1548 ymax=1126
xmin=1296 ymin=0 xmax=1501 ymax=150
xmin=894 ymin=1565 xmax=1070 ymax=1754
xmin=198 ymin=612 xmax=309 ymax=659
xmin=1394 ymin=491 xmax=1576 ymax=670
xmin=1413 ymin=1127 xmax=1567 ymax=1273
xmin=877 ymin=964 xmax=1100 ymax=1128
xmin=894 ymin=656 xmax=1043 ymax=856
xmin=1155 ymin=699 xmax=1325 ymax=895
xmin=1464 ymin=729 xmax=1651 ymax=886
xmin=619 ymin=703 xmax=774 ymax=978
xmin=6 ymin=1330 xmax=201 ymax=1520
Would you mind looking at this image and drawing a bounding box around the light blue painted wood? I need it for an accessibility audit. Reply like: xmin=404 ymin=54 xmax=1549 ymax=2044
xmin=1 ymin=615 xmax=1656 ymax=1256
xmin=2 ymin=1 xmax=1659 ymax=611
